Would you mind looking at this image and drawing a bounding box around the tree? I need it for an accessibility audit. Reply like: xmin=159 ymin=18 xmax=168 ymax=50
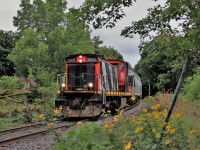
xmin=10 ymin=0 xmax=130 ymax=85
xmin=122 ymin=0 xmax=200 ymax=61
xmin=123 ymin=0 xmax=200 ymax=136
xmin=13 ymin=0 xmax=67 ymax=36
xmin=80 ymin=0 xmax=135 ymax=28
xmin=0 ymin=30 xmax=16 ymax=76
xmin=8 ymin=29 xmax=52 ymax=85
xmin=134 ymin=34 xmax=187 ymax=96
xmin=97 ymin=46 xmax=124 ymax=61
xmin=10 ymin=3 xmax=97 ymax=84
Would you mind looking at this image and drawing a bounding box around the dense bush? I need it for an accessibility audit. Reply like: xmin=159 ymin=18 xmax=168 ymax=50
xmin=55 ymin=122 xmax=113 ymax=150
xmin=182 ymin=67 xmax=200 ymax=103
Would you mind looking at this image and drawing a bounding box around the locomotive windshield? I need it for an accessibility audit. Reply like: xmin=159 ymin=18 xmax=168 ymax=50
xmin=68 ymin=64 xmax=95 ymax=90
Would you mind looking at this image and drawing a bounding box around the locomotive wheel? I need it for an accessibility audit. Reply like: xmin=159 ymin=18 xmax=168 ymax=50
xmin=110 ymin=103 xmax=117 ymax=115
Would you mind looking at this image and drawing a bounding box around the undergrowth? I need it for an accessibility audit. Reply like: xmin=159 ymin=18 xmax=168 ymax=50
xmin=55 ymin=92 xmax=200 ymax=150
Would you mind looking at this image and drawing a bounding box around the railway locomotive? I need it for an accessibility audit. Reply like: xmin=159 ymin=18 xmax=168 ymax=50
xmin=55 ymin=53 xmax=142 ymax=118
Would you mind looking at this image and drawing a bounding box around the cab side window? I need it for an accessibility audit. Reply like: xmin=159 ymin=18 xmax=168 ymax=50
xmin=120 ymin=64 xmax=124 ymax=71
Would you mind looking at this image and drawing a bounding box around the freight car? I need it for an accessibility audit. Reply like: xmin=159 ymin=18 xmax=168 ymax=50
xmin=55 ymin=53 xmax=142 ymax=118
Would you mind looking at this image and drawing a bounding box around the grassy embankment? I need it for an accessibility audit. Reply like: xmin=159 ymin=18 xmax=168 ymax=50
xmin=55 ymin=92 xmax=200 ymax=150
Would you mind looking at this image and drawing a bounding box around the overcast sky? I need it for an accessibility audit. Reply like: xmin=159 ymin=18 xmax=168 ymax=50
xmin=0 ymin=0 xmax=165 ymax=67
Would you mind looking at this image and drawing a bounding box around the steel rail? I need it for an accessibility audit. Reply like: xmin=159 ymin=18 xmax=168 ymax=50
xmin=0 ymin=121 xmax=75 ymax=146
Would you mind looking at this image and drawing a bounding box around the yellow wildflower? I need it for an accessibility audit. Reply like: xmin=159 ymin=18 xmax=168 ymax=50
xmin=103 ymin=121 xmax=114 ymax=128
xmin=162 ymin=122 xmax=167 ymax=127
xmin=154 ymin=114 xmax=159 ymax=119
xmin=107 ymin=110 xmax=111 ymax=113
xmin=107 ymin=129 xmax=113 ymax=133
xmin=133 ymin=121 xmax=141 ymax=125
xmin=169 ymin=128 xmax=176 ymax=134
xmin=135 ymin=128 xmax=140 ymax=133
xmin=131 ymin=116 xmax=136 ymax=119
xmin=38 ymin=114 xmax=45 ymax=119
xmin=138 ymin=116 xmax=145 ymax=121
xmin=151 ymin=104 xmax=161 ymax=110
xmin=54 ymin=109 xmax=60 ymax=114
xmin=143 ymin=109 xmax=148 ymax=113
xmin=77 ymin=121 xmax=83 ymax=125
xmin=190 ymin=130 xmax=198 ymax=134
xmin=124 ymin=141 xmax=132 ymax=150
xmin=113 ymin=116 xmax=118 ymax=122
xmin=124 ymin=132 xmax=129 ymax=136
xmin=152 ymin=128 xmax=157 ymax=133
xmin=166 ymin=125 xmax=171 ymax=130
xmin=165 ymin=139 xmax=170 ymax=145
xmin=174 ymin=112 xmax=184 ymax=118
xmin=135 ymin=127 xmax=143 ymax=133
xmin=47 ymin=123 xmax=53 ymax=127
xmin=146 ymin=113 xmax=152 ymax=117
xmin=156 ymin=133 xmax=161 ymax=138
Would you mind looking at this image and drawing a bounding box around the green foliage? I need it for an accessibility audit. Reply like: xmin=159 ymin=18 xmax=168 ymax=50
xmin=13 ymin=0 xmax=67 ymax=35
xmin=97 ymin=46 xmax=124 ymax=61
xmin=33 ymin=82 xmax=57 ymax=119
xmin=182 ymin=67 xmax=200 ymax=103
xmin=80 ymin=0 xmax=134 ymax=28
xmin=122 ymin=0 xmax=200 ymax=62
xmin=0 ymin=114 xmax=24 ymax=130
xmin=0 ymin=30 xmax=16 ymax=76
xmin=0 ymin=76 xmax=23 ymax=89
xmin=55 ymin=122 xmax=113 ymax=150
xmin=134 ymin=37 xmax=180 ymax=95
xmin=103 ymin=107 xmax=197 ymax=150
xmin=156 ymin=73 xmax=171 ymax=90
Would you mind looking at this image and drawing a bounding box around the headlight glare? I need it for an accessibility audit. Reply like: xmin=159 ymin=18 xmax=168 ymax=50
xmin=61 ymin=83 xmax=65 ymax=88
xmin=88 ymin=82 xmax=93 ymax=88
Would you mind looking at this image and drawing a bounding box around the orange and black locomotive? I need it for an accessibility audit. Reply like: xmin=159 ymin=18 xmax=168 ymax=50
xmin=55 ymin=53 xmax=142 ymax=118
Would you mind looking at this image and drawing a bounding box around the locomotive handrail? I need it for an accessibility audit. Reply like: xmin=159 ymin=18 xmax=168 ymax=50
xmin=56 ymin=73 xmax=121 ymax=93
xmin=56 ymin=73 xmax=102 ymax=91
xmin=67 ymin=73 xmax=99 ymax=78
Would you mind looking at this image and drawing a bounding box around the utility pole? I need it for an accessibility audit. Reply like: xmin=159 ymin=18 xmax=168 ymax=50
xmin=155 ymin=56 xmax=191 ymax=150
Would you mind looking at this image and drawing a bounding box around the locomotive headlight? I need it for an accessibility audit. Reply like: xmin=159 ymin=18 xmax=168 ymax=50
xmin=88 ymin=82 xmax=94 ymax=88
xmin=61 ymin=83 xmax=66 ymax=88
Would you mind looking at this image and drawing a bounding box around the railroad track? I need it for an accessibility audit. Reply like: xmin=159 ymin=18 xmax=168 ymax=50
xmin=0 ymin=120 xmax=76 ymax=148
xmin=0 ymin=101 xmax=142 ymax=149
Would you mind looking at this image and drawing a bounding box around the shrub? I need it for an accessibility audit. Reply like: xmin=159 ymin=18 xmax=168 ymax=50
xmin=55 ymin=122 xmax=113 ymax=150
xmin=182 ymin=67 xmax=200 ymax=103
